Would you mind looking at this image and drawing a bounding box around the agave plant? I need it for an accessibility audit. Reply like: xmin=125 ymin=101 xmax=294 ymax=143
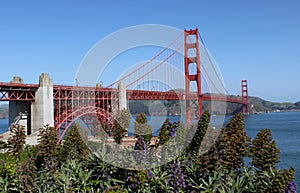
xmin=57 ymin=159 xmax=94 ymax=192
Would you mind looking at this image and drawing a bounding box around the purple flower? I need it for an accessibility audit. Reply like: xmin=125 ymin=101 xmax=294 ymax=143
xmin=169 ymin=161 xmax=186 ymax=193
xmin=134 ymin=136 xmax=147 ymax=164
xmin=147 ymin=170 xmax=153 ymax=178
xmin=168 ymin=123 xmax=177 ymax=138
xmin=285 ymin=181 xmax=297 ymax=193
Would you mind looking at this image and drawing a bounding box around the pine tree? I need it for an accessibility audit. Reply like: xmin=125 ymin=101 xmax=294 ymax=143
xmin=112 ymin=109 xmax=131 ymax=144
xmin=112 ymin=119 xmax=126 ymax=144
xmin=250 ymin=128 xmax=280 ymax=171
xmin=196 ymin=145 xmax=220 ymax=179
xmin=116 ymin=108 xmax=131 ymax=131
xmin=36 ymin=125 xmax=58 ymax=169
xmin=186 ymin=111 xmax=210 ymax=157
xmin=217 ymin=113 xmax=251 ymax=170
xmin=134 ymin=113 xmax=152 ymax=145
xmin=158 ymin=118 xmax=171 ymax=145
xmin=37 ymin=125 xmax=58 ymax=160
xmin=196 ymin=125 xmax=221 ymax=178
xmin=101 ymin=121 xmax=111 ymax=136
xmin=7 ymin=124 xmax=26 ymax=159
xmin=59 ymin=124 xmax=90 ymax=162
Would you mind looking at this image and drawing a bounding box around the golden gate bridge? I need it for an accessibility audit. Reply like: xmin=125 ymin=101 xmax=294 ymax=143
xmin=0 ymin=28 xmax=250 ymax=142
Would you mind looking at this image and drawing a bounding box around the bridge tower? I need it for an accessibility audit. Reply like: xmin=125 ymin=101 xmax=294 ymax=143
xmin=184 ymin=28 xmax=202 ymax=123
xmin=242 ymin=80 xmax=249 ymax=114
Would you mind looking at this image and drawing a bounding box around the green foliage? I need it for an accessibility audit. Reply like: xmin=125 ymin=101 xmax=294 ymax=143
xmin=116 ymin=109 xmax=131 ymax=130
xmin=37 ymin=125 xmax=58 ymax=167
xmin=35 ymin=157 xmax=61 ymax=192
xmin=59 ymin=124 xmax=90 ymax=162
xmin=86 ymin=152 xmax=121 ymax=192
xmin=265 ymin=167 xmax=295 ymax=193
xmin=126 ymin=169 xmax=152 ymax=191
xmin=147 ymin=166 xmax=172 ymax=192
xmin=176 ymin=121 xmax=185 ymax=145
xmin=57 ymin=159 xmax=94 ymax=192
xmin=112 ymin=109 xmax=131 ymax=144
xmin=194 ymin=166 xmax=259 ymax=193
xmin=198 ymin=125 xmax=219 ymax=154
xmin=217 ymin=113 xmax=251 ymax=170
xmin=7 ymin=124 xmax=26 ymax=159
xmin=0 ymin=112 xmax=297 ymax=192
xmin=18 ymin=157 xmax=36 ymax=192
xmin=0 ymin=155 xmax=20 ymax=192
xmin=250 ymin=128 xmax=280 ymax=171
xmin=104 ymin=186 xmax=127 ymax=193
xmin=21 ymin=145 xmax=39 ymax=161
xmin=112 ymin=119 xmax=127 ymax=145
xmin=125 ymin=166 xmax=171 ymax=193
xmin=186 ymin=110 xmax=210 ymax=157
xmin=134 ymin=113 xmax=152 ymax=145
xmin=196 ymin=145 xmax=220 ymax=179
xmin=101 ymin=121 xmax=112 ymax=136
xmin=158 ymin=118 xmax=171 ymax=145
xmin=0 ymin=140 xmax=6 ymax=150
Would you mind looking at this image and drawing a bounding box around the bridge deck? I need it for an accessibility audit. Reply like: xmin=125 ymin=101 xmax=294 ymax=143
xmin=0 ymin=82 xmax=38 ymax=101
xmin=126 ymin=89 xmax=247 ymax=104
xmin=0 ymin=82 xmax=247 ymax=104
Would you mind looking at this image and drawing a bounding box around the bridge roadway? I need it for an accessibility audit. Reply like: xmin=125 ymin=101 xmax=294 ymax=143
xmin=0 ymin=82 xmax=246 ymax=105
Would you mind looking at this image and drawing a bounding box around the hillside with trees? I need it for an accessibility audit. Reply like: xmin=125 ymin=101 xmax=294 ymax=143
xmin=0 ymin=104 xmax=8 ymax=119
xmin=0 ymin=97 xmax=299 ymax=119
xmin=128 ymin=96 xmax=300 ymax=115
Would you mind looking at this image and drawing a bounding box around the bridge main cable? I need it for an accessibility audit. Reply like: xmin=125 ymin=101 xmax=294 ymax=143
xmin=126 ymin=43 xmax=184 ymax=88
xmin=105 ymin=32 xmax=183 ymax=88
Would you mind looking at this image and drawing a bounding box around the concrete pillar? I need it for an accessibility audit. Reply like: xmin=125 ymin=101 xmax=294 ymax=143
xmin=11 ymin=76 xmax=23 ymax=84
xmin=118 ymin=82 xmax=127 ymax=111
xmin=31 ymin=73 xmax=54 ymax=133
xmin=9 ymin=76 xmax=31 ymax=135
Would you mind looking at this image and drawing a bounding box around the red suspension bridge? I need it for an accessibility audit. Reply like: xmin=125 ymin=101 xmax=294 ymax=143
xmin=0 ymin=28 xmax=250 ymax=142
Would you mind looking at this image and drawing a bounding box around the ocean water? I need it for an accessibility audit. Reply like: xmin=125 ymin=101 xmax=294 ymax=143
xmin=1 ymin=112 xmax=299 ymax=187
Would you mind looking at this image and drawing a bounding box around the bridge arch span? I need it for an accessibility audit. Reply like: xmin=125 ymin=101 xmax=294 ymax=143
xmin=55 ymin=106 xmax=114 ymax=143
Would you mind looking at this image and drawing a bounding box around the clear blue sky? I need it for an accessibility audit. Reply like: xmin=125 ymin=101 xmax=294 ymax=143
xmin=0 ymin=0 xmax=299 ymax=102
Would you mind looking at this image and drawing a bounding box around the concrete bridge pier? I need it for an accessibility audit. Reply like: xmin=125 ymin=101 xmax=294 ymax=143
xmin=111 ymin=81 xmax=127 ymax=116
xmin=31 ymin=73 xmax=54 ymax=134
xmin=118 ymin=82 xmax=127 ymax=111
xmin=8 ymin=76 xmax=31 ymax=135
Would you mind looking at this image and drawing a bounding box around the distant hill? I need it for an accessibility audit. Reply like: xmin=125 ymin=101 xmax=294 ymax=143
xmin=0 ymin=104 xmax=8 ymax=119
xmin=249 ymin=97 xmax=300 ymax=112
xmin=129 ymin=96 xmax=300 ymax=115
xmin=0 ymin=97 xmax=298 ymax=119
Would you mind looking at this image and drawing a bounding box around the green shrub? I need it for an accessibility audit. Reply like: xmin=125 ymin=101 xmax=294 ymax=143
xmin=250 ymin=128 xmax=280 ymax=171
xmin=59 ymin=124 xmax=90 ymax=162
xmin=134 ymin=113 xmax=152 ymax=145
xmin=7 ymin=124 xmax=26 ymax=160
xmin=217 ymin=113 xmax=251 ymax=170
